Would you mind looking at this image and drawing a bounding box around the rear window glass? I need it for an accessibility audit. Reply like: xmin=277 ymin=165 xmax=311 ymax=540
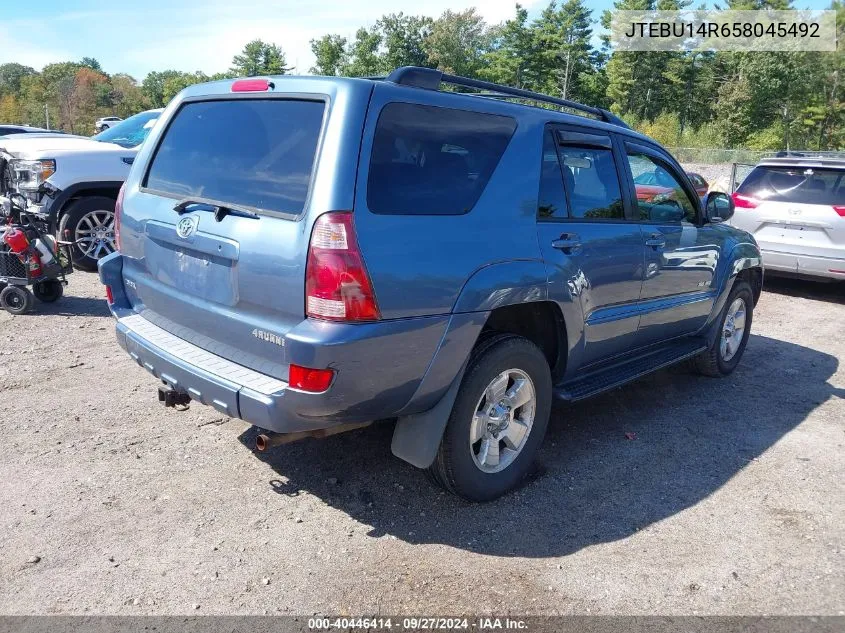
xmin=145 ymin=99 xmax=325 ymax=215
xmin=737 ymin=166 xmax=845 ymax=206
xmin=367 ymin=103 xmax=516 ymax=215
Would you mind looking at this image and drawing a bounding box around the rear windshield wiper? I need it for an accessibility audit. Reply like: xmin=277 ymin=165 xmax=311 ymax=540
xmin=173 ymin=199 xmax=260 ymax=221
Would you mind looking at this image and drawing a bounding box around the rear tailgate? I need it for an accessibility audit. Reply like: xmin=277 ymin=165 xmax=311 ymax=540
xmin=750 ymin=200 xmax=844 ymax=259
xmin=117 ymin=78 xmax=372 ymax=380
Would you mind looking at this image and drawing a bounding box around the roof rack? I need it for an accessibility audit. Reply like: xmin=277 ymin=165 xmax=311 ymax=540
xmin=766 ymin=150 xmax=845 ymax=160
xmin=383 ymin=66 xmax=629 ymax=129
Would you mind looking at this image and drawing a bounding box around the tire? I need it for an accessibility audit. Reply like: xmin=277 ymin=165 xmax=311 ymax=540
xmin=693 ymin=280 xmax=753 ymax=377
xmin=0 ymin=285 xmax=34 ymax=315
xmin=427 ymin=334 xmax=553 ymax=502
xmin=58 ymin=196 xmax=117 ymax=272
xmin=33 ymin=279 xmax=64 ymax=302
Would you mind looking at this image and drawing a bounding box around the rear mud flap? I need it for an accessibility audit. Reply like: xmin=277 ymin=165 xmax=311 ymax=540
xmin=391 ymin=363 xmax=466 ymax=469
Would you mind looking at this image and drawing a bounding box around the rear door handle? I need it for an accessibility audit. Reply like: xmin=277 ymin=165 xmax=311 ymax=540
xmin=551 ymin=233 xmax=581 ymax=254
xmin=645 ymin=233 xmax=666 ymax=249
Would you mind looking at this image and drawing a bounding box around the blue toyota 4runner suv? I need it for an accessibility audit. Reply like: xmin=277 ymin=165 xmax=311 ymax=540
xmin=99 ymin=67 xmax=762 ymax=501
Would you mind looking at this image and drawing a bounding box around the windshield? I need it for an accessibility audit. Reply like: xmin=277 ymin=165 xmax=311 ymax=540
xmin=93 ymin=111 xmax=160 ymax=148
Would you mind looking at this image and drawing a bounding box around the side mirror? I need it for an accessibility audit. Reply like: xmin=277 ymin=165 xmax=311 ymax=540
xmin=704 ymin=191 xmax=734 ymax=223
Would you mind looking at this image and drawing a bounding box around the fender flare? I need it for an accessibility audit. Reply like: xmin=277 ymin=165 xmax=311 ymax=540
xmin=46 ymin=180 xmax=123 ymax=230
xmin=703 ymin=241 xmax=763 ymax=345
xmin=452 ymin=259 xmax=548 ymax=313
xmin=391 ymin=260 xmax=560 ymax=469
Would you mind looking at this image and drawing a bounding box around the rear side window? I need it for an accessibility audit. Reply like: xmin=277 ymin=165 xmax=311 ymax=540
xmin=145 ymin=99 xmax=325 ymax=215
xmin=737 ymin=166 xmax=845 ymax=206
xmin=537 ymin=129 xmax=569 ymax=219
xmin=367 ymin=103 xmax=516 ymax=215
xmin=558 ymin=145 xmax=624 ymax=220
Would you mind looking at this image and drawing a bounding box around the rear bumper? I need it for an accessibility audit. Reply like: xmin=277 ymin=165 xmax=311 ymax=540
xmin=100 ymin=252 xmax=486 ymax=433
xmin=116 ymin=313 xmax=304 ymax=430
xmin=115 ymin=311 xmax=462 ymax=434
xmin=762 ymin=248 xmax=845 ymax=280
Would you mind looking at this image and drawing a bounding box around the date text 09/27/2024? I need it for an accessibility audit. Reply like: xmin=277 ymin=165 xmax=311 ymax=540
xmin=307 ymin=617 xmax=529 ymax=630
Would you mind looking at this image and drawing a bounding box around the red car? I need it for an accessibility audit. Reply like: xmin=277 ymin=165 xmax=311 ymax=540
xmin=634 ymin=183 xmax=675 ymax=201
xmin=687 ymin=172 xmax=709 ymax=198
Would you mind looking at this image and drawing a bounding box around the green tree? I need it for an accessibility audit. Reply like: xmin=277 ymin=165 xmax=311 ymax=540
xmin=532 ymin=0 xmax=597 ymax=101
xmin=80 ymin=57 xmax=103 ymax=72
xmin=0 ymin=94 xmax=24 ymax=123
xmin=424 ymin=8 xmax=490 ymax=77
xmin=603 ymin=0 xmax=696 ymax=121
xmin=712 ymin=73 xmax=755 ymax=146
xmin=343 ymin=28 xmax=383 ymax=76
xmin=141 ymin=70 xmax=180 ymax=108
xmin=230 ymin=40 xmax=289 ymax=76
xmin=310 ymin=34 xmax=348 ymax=76
xmin=162 ymin=71 xmax=210 ymax=103
xmin=480 ymin=4 xmax=534 ymax=88
xmin=107 ymin=73 xmax=148 ymax=117
xmin=377 ymin=13 xmax=434 ymax=70
xmin=18 ymin=73 xmax=49 ymax=127
xmin=0 ymin=63 xmax=36 ymax=96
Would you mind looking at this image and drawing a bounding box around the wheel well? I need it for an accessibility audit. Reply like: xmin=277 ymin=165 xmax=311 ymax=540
xmin=736 ymin=267 xmax=763 ymax=305
xmin=481 ymin=302 xmax=566 ymax=380
xmin=55 ymin=187 xmax=120 ymax=222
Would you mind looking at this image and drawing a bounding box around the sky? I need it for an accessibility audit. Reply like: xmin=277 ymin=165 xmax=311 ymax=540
xmin=0 ymin=0 xmax=835 ymax=80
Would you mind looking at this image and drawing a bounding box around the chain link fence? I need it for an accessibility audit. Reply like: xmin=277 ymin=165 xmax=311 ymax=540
xmin=667 ymin=147 xmax=770 ymax=165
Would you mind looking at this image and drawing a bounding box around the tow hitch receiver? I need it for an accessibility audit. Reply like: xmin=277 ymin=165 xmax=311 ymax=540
xmin=158 ymin=385 xmax=191 ymax=409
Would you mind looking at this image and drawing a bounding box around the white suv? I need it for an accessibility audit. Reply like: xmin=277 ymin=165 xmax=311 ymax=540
xmin=729 ymin=155 xmax=845 ymax=281
xmin=0 ymin=109 xmax=162 ymax=271
xmin=95 ymin=116 xmax=123 ymax=132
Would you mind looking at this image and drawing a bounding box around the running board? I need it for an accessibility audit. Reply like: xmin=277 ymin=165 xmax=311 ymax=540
xmin=555 ymin=339 xmax=707 ymax=402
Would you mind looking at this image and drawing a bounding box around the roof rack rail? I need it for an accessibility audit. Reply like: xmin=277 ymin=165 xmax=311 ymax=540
xmin=384 ymin=66 xmax=629 ymax=129
xmin=767 ymin=150 xmax=845 ymax=160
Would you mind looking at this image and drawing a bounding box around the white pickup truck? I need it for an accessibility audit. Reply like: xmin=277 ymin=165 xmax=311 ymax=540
xmin=0 ymin=109 xmax=162 ymax=271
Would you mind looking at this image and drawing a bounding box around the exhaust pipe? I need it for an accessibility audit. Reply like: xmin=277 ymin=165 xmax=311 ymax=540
xmin=256 ymin=429 xmax=312 ymax=451
xmin=255 ymin=421 xmax=372 ymax=452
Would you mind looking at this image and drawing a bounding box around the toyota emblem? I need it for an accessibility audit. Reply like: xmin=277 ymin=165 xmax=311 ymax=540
xmin=176 ymin=215 xmax=198 ymax=239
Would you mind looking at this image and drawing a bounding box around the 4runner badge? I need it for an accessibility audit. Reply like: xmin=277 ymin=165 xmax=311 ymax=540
xmin=176 ymin=215 xmax=198 ymax=239
xmin=252 ymin=329 xmax=284 ymax=346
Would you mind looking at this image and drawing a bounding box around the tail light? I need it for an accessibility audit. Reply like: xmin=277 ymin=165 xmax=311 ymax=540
xmin=114 ymin=184 xmax=125 ymax=250
xmin=105 ymin=285 xmax=114 ymax=304
xmin=288 ymin=364 xmax=334 ymax=392
xmin=732 ymin=192 xmax=759 ymax=209
xmin=305 ymin=212 xmax=380 ymax=322
xmin=833 ymin=206 xmax=845 ymax=218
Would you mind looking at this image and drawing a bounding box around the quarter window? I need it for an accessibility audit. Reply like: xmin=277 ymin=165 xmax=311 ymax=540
xmin=367 ymin=103 xmax=516 ymax=215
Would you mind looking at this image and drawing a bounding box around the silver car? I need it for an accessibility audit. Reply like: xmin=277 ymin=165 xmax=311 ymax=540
xmin=729 ymin=155 xmax=845 ymax=281
xmin=95 ymin=116 xmax=122 ymax=132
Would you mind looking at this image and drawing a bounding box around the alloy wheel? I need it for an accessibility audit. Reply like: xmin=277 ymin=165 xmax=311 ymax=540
xmin=720 ymin=297 xmax=747 ymax=362
xmin=469 ymin=369 xmax=536 ymax=473
xmin=75 ymin=209 xmax=116 ymax=260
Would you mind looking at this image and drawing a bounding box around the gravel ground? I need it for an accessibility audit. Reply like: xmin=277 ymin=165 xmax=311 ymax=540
xmin=0 ymin=272 xmax=843 ymax=615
